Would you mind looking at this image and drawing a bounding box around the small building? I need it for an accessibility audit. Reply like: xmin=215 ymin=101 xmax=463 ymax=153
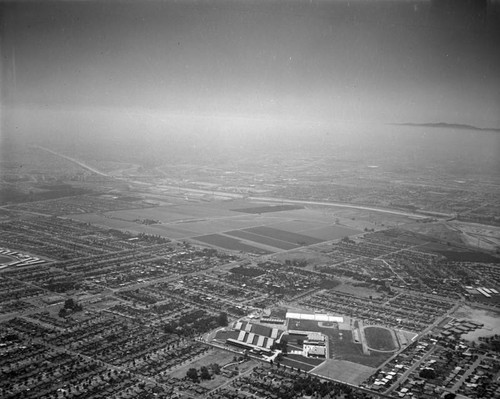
xmin=303 ymin=344 xmax=326 ymax=358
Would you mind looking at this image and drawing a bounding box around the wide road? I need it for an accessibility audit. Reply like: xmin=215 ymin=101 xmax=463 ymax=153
xmin=248 ymin=196 xmax=430 ymax=219
xmin=149 ymin=182 xmax=432 ymax=219
xmin=35 ymin=145 xmax=109 ymax=177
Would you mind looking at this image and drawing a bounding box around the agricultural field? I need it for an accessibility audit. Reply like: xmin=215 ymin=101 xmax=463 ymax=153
xmin=192 ymin=234 xmax=272 ymax=254
xmin=226 ymin=229 xmax=299 ymax=250
xmin=168 ymin=218 xmax=267 ymax=235
xmin=64 ymin=200 xmax=362 ymax=248
xmin=246 ymin=226 xmax=322 ymax=245
xmin=223 ymin=223 xmax=360 ymax=251
xmin=271 ymin=220 xmax=327 ymax=232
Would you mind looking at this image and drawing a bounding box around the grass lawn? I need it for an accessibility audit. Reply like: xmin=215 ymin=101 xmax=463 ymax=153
xmin=286 ymin=354 xmax=324 ymax=367
xmin=168 ymin=349 xmax=256 ymax=390
xmin=280 ymin=357 xmax=320 ymax=372
xmin=312 ymin=359 xmax=376 ymax=386
xmin=364 ymin=326 xmax=397 ymax=351
xmin=287 ymin=320 xmax=392 ymax=368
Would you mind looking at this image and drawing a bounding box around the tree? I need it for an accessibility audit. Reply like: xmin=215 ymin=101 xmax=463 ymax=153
xmin=200 ymin=366 xmax=211 ymax=380
xmin=63 ymin=298 xmax=83 ymax=313
xmin=186 ymin=368 xmax=198 ymax=382
xmin=218 ymin=312 xmax=228 ymax=327
xmin=279 ymin=337 xmax=288 ymax=354
xmin=210 ymin=363 xmax=221 ymax=375
xmin=64 ymin=298 xmax=76 ymax=309
xmin=419 ymin=368 xmax=436 ymax=379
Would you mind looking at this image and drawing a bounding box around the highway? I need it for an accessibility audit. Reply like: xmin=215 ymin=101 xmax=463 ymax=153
xmin=35 ymin=145 xmax=436 ymax=221
xmin=34 ymin=145 xmax=109 ymax=177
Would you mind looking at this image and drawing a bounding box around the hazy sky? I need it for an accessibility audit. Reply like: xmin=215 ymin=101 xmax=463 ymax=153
xmin=1 ymin=0 xmax=500 ymax=135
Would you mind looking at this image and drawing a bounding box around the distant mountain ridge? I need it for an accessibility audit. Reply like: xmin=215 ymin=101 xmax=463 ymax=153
xmin=394 ymin=122 xmax=500 ymax=133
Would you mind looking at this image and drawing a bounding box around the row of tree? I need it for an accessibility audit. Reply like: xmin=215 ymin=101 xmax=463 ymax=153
xmin=58 ymin=298 xmax=83 ymax=318
xmin=186 ymin=363 xmax=221 ymax=383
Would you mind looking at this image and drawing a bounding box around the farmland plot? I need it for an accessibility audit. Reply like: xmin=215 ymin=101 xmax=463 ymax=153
xmin=193 ymin=234 xmax=272 ymax=254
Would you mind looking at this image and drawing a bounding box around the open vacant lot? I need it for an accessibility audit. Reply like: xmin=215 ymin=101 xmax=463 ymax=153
xmin=300 ymin=225 xmax=360 ymax=241
xmin=104 ymin=204 xmax=237 ymax=222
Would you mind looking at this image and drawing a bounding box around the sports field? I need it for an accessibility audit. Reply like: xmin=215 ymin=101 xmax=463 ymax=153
xmin=288 ymin=318 xmax=392 ymax=368
xmin=364 ymin=326 xmax=398 ymax=352
xmin=281 ymin=354 xmax=324 ymax=372
xmin=312 ymin=359 xmax=375 ymax=386
xmin=288 ymin=318 xmax=329 ymax=332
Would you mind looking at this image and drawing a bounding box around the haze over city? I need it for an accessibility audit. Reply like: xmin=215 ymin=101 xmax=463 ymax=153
xmin=0 ymin=1 xmax=500 ymax=399
xmin=2 ymin=0 xmax=500 ymax=140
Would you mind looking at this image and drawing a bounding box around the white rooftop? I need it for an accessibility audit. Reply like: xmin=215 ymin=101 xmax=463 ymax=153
xmin=286 ymin=311 xmax=343 ymax=323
